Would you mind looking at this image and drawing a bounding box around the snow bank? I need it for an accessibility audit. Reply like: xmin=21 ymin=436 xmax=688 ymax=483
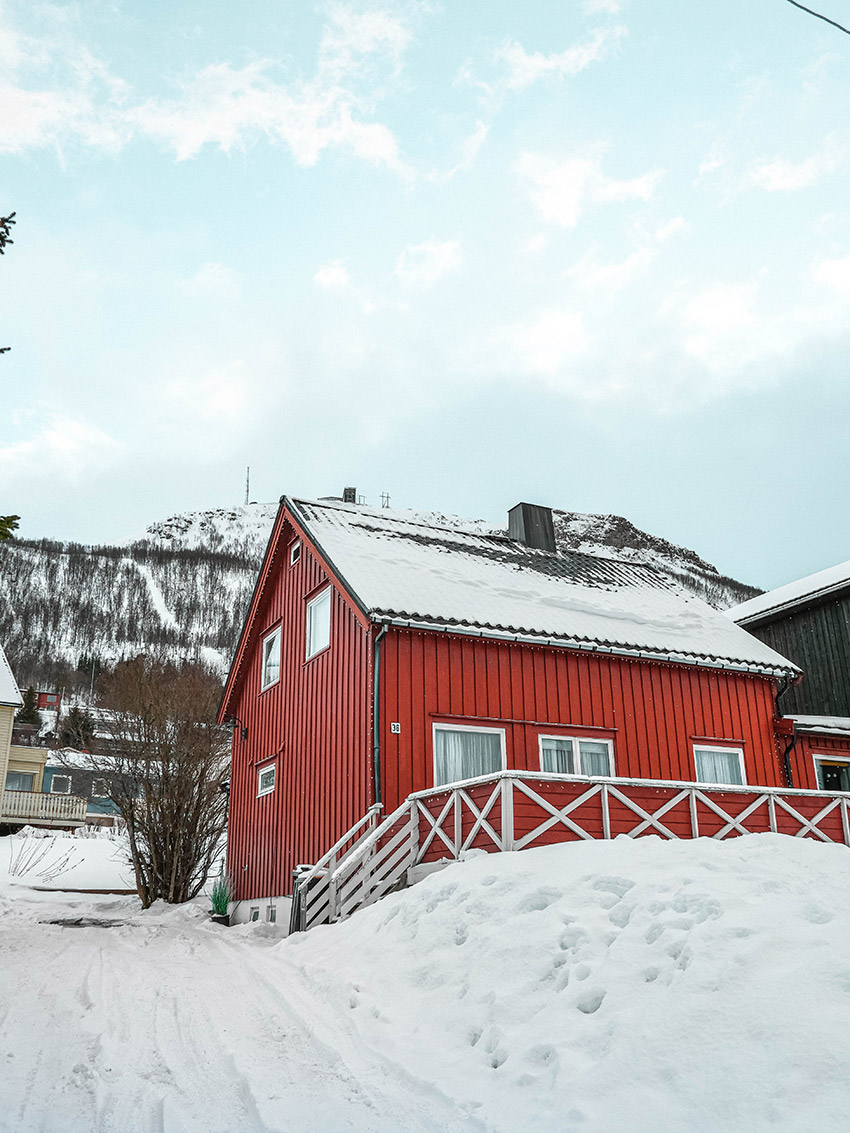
xmin=286 ymin=835 xmax=850 ymax=1131
xmin=0 ymin=829 xmax=134 ymax=896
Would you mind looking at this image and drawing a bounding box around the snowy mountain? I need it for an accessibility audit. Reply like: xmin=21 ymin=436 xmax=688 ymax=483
xmin=0 ymin=499 xmax=761 ymax=690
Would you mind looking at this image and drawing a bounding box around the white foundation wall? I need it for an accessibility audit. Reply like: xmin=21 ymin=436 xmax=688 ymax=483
xmin=229 ymin=893 xmax=292 ymax=931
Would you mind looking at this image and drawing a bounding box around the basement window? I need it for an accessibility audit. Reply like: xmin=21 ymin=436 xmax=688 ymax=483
xmin=693 ymin=745 xmax=745 ymax=787
xmin=266 ymin=906 xmax=277 ymax=923
xmin=433 ymin=725 xmax=505 ymax=787
xmin=539 ymin=736 xmax=614 ymax=777
xmin=250 ymin=908 xmax=259 ymax=922
xmin=306 ymin=588 xmax=331 ymax=659
xmin=261 ymin=626 xmax=281 ymax=690
xmin=257 ymin=764 xmax=276 ymax=797
xmin=50 ymin=775 xmax=72 ymax=795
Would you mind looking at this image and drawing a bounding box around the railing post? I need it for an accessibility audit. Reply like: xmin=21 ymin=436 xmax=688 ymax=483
xmin=689 ymin=788 xmax=699 ymax=838
xmin=501 ymin=775 xmax=514 ymax=851
xmin=327 ymin=851 xmax=338 ymax=920
xmin=768 ymin=793 xmax=777 ymax=833
xmin=453 ymin=790 xmax=462 ymax=858
xmin=842 ymin=799 xmax=850 ymax=847
xmin=408 ymin=798 xmax=421 ymax=865
xmin=601 ymin=782 xmax=611 ymax=840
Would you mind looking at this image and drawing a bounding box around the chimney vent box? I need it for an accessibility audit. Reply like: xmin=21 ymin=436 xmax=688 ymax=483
xmin=342 ymin=486 xmax=357 ymax=504
xmin=508 ymin=502 xmax=556 ymax=553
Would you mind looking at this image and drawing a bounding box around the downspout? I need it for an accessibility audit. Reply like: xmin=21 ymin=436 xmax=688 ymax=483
xmin=372 ymin=623 xmax=388 ymax=808
xmin=775 ymin=673 xmax=803 ymax=788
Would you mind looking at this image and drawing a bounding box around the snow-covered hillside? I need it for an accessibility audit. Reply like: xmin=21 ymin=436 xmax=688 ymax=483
xmin=1 ymin=834 xmax=848 ymax=1131
xmin=0 ymin=498 xmax=760 ymax=690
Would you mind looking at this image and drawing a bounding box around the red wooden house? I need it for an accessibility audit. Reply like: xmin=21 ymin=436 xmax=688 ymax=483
xmin=219 ymin=496 xmax=810 ymax=927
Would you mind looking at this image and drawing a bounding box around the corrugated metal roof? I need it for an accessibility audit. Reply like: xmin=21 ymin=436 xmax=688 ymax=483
xmin=289 ymin=498 xmax=797 ymax=676
xmin=0 ymin=641 xmax=23 ymax=708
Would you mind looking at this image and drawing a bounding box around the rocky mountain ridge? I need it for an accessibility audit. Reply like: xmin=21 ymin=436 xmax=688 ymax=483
xmin=0 ymin=500 xmax=761 ymax=691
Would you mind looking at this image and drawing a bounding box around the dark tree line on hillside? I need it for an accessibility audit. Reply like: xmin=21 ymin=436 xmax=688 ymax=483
xmin=0 ymin=536 xmax=257 ymax=690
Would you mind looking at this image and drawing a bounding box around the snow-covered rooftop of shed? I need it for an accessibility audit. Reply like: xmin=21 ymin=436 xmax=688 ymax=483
xmin=290 ymin=498 xmax=795 ymax=675
xmin=0 ymin=641 xmax=22 ymax=708
xmin=727 ymin=559 xmax=850 ymax=625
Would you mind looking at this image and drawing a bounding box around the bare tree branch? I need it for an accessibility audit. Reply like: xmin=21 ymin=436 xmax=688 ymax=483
xmin=785 ymin=0 xmax=850 ymax=36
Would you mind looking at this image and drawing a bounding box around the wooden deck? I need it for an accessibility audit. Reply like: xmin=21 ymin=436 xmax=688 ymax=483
xmin=291 ymin=772 xmax=850 ymax=931
xmin=1 ymin=790 xmax=87 ymax=827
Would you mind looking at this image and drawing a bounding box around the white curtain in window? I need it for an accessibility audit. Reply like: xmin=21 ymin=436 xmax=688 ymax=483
xmin=540 ymin=737 xmax=575 ymax=774
xmin=5 ymin=771 xmax=34 ymax=792
xmin=579 ymin=741 xmax=611 ymax=776
xmin=434 ymin=729 xmax=502 ymax=786
xmin=695 ymin=748 xmax=742 ymax=785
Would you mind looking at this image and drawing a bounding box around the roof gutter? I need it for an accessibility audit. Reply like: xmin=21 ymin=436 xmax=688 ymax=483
xmin=371 ymin=616 xmax=797 ymax=680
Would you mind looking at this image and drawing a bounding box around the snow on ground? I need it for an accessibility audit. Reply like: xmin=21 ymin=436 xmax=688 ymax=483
xmin=1 ymin=829 xmax=134 ymax=894
xmin=3 ymin=834 xmax=850 ymax=1131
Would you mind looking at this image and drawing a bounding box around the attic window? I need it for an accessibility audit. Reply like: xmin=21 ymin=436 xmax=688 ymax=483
xmin=290 ymin=541 xmax=301 ymax=566
xmin=261 ymin=626 xmax=281 ymax=690
xmin=306 ymin=588 xmax=331 ymax=660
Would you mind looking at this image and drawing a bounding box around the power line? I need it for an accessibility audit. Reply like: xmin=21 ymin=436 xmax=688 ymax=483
xmin=785 ymin=0 xmax=850 ymax=36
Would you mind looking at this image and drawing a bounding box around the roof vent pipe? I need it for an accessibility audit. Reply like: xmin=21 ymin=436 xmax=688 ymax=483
xmin=343 ymin=487 xmax=357 ymax=504
xmin=508 ymin=502 xmax=556 ymax=553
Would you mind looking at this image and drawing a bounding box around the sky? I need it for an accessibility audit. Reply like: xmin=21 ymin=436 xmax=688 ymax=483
xmin=1 ymin=0 xmax=849 ymax=590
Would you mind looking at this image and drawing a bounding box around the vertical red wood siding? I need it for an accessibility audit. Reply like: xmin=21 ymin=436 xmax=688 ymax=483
xmin=378 ymin=628 xmax=784 ymax=811
xmin=792 ymin=732 xmax=850 ymax=790
xmin=226 ymin=520 xmax=371 ymax=902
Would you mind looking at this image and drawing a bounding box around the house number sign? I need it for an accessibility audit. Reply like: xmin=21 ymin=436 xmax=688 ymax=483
xmin=390 ymin=722 xmax=401 ymax=734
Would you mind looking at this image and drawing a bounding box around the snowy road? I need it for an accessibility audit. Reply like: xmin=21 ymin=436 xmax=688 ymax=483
xmin=0 ymin=892 xmax=481 ymax=1133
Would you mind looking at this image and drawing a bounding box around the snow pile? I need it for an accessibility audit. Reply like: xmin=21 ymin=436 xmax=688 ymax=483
xmin=0 ymin=829 xmax=134 ymax=895
xmin=129 ymin=502 xmax=280 ymax=558
xmin=287 ymin=835 xmax=850 ymax=1131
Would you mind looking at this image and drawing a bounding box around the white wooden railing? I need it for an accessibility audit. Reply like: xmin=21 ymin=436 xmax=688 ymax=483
xmin=289 ymin=771 xmax=850 ymax=932
xmin=0 ymin=790 xmax=87 ymax=826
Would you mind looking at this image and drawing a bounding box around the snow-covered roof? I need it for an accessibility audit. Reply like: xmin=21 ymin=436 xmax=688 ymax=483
xmin=289 ymin=498 xmax=796 ymax=676
xmin=789 ymin=715 xmax=850 ymax=738
xmin=727 ymin=559 xmax=850 ymax=626
xmin=0 ymin=641 xmax=22 ymax=708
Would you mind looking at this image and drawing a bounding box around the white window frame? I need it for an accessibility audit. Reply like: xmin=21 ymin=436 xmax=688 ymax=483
xmin=537 ymin=734 xmax=615 ymax=777
xmin=261 ymin=625 xmax=281 ymax=691
xmin=431 ymin=723 xmax=507 ymax=787
xmin=50 ymin=774 xmax=72 ymax=795
xmin=92 ymin=778 xmax=111 ymax=798
xmin=305 ymin=587 xmax=332 ymax=660
xmin=257 ymin=762 xmax=276 ymax=797
xmin=692 ymin=744 xmax=747 ymax=787
xmin=289 ymin=541 xmax=301 ymax=566
xmin=812 ymin=753 xmax=850 ymax=792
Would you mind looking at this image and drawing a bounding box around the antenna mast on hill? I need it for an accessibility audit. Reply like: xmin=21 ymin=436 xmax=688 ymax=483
xmin=245 ymin=466 xmax=250 ymax=506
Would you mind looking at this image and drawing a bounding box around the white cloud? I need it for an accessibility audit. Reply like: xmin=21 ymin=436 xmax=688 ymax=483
xmin=655 ymin=217 xmax=688 ymax=241
xmin=0 ymin=418 xmax=122 ymax=481
xmin=429 ymin=120 xmax=489 ymax=183
xmin=178 ymin=262 xmax=242 ymax=298
xmin=496 ymin=26 xmax=626 ymax=91
xmin=515 ymin=149 xmax=662 ymax=228
xmin=315 ymin=259 xmax=351 ymax=289
xmin=395 ymin=239 xmax=463 ymax=289
xmin=501 ymin=307 xmax=590 ymax=379
xmin=0 ymin=7 xmax=411 ymax=173
xmin=812 ymin=253 xmax=850 ymax=297
xmin=569 ymin=247 xmax=655 ymax=293
xmin=745 ymin=138 xmax=842 ymax=192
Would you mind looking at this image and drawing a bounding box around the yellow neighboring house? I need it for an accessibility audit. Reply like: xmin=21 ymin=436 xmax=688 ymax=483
xmin=0 ymin=643 xmax=86 ymax=830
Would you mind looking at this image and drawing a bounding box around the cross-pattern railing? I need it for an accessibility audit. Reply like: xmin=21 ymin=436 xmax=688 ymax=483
xmin=289 ymin=772 xmax=850 ymax=931
xmin=0 ymin=790 xmax=87 ymax=826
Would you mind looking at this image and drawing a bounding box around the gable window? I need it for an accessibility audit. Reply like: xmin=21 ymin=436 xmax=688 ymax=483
xmin=539 ymin=736 xmax=614 ymax=777
xmin=51 ymin=775 xmax=71 ymax=795
xmin=814 ymin=756 xmax=850 ymax=792
xmin=433 ymin=725 xmax=505 ymax=787
xmin=257 ymin=763 xmax=276 ymax=797
xmin=290 ymin=541 xmax=301 ymax=566
xmin=306 ymin=588 xmax=331 ymax=660
xmin=261 ymin=626 xmax=281 ymax=690
xmin=693 ymin=745 xmax=745 ymax=787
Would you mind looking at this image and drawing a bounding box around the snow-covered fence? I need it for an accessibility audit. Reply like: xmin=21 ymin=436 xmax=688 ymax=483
xmin=0 ymin=790 xmax=87 ymax=827
xmin=290 ymin=772 xmax=850 ymax=932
